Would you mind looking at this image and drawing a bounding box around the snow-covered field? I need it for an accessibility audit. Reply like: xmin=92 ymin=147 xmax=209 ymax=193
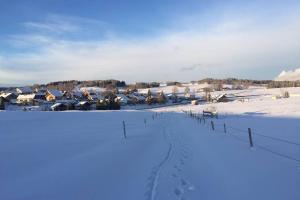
xmin=155 ymin=86 xmax=300 ymax=117
xmin=1 ymin=87 xmax=300 ymax=200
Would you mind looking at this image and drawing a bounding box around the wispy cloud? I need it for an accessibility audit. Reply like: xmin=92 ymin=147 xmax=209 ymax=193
xmin=23 ymin=21 xmax=78 ymax=34
xmin=20 ymin=14 xmax=111 ymax=41
xmin=181 ymin=64 xmax=202 ymax=71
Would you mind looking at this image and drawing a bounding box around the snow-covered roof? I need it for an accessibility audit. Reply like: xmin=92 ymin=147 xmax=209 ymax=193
xmin=47 ymin=89 xmax=63 ymax=97
xmin=51 ymin=103 xmax=63 ymax=109
xmin=76 ymin=101 xmax=90 ymax=106
xmin=159 ymin=83 xmax=167 ymax=87
xmin=80 ymin=87 xmax=106 ymax=94
xmin=0 ymin=93 xmax=14 ymax=98
xmin=116 ymin=94 xmax=129 ymax=103
xmin=17 ymin=94 xmax=35 ymax=100
xmin=16 ymin=87 xmax=32 ymax=94
xmin=72 ymin=91 xmax=83 ymax=97
xmin=117 ymin=88 xmax=127 ymax=93
xmin=212 ymin=93 xmax=236 ymax=101
xmin=213 ymin=93 xmax=227 ymax=100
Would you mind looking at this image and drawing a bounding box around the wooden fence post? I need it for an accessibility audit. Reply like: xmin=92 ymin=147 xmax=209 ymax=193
xmin=211 ymin=121 xmax=215 ymax=131
xmin=123 ymin=121 xmax=127 ymax=139
xmin=224 ymin=123 xmax=227 ymax=133
xmin=248 ymin=128 xmax=253 ymax=147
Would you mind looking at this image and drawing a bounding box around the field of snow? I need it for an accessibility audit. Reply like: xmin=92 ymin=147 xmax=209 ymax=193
xmin=1 ymin=107 xmax=300 ymax=199
xmin=154 ymin=87 xmax=300 ymax=117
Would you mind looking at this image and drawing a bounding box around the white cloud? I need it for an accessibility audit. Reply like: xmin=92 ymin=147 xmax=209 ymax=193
xmin=275 ymin=68 xmax=300 ymax=81
xmin=1 ymin=11 xmax=300 ymax=85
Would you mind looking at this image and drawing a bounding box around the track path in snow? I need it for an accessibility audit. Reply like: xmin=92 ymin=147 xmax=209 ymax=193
xmin=145 ymin=112 xmax=300 ymax=200
xmin=144 ymin=113 xmax=196 ymax=200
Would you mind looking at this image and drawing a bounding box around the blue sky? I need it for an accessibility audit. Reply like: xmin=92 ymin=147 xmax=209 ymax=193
xmin=0 ymin=0 xmax=300 ymax=85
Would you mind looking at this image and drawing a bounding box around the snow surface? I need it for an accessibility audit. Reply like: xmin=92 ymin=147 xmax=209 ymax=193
xmin=1 ymin=109 xmax=300 ymax=200
xmin=154 ymin=87 xmax=300 ymax=117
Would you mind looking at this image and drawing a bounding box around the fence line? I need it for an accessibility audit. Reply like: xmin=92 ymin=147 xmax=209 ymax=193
xmin=184 ymin=110 xmax=300 ymax=164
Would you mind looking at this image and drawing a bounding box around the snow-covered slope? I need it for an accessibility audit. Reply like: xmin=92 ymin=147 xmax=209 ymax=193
xmin=0 ymin=111 xmax=300 ymax=200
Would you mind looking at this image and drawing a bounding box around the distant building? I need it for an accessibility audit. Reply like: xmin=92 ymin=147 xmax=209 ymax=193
xmin=191 ymin=100 xmax=199 ymax=105
xmin=45 ymin=90 xmax=64 ymax=101
xmin=115 ymin=94 xmax=130 ymax=105
xmin=34 ymin=91 xmax=46 ymax=100
xmin=72 ymin=91 xmax=83 ymax=99
xmin=159 ymin=82 xmax=167 ymax=87
xmin=212 ymin=93 xmax=236 ymax=103
xmin=0 ymin=93 xmax=17 ymax=102
xmin=75 ymin=101 xmax=91 ymax=110
xmin=17 ymin=94 xmax=36 ymax=104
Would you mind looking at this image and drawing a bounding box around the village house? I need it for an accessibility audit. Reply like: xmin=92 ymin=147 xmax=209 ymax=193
xmin=159 ymin=82 xmax=167 ymax=87
xmin=72 ymin=90 xmax=83 ymax=100
xmin=80 ymin=87 xmax=105 ymax=101
xmin=166 ymin=93 xmax=178 ymax=103
xmin=82 ymin=90 xmax=102 ymax=101
xmin=17 ymin=94 xmax=36 ymax=104
xmin=0 ymin=92 xmax=18 ymax=103
xmin=191 ymin=100 xmax=199 ymax=105
xmin=212 ymin=93 xmax=237 ymax=103
xmin=75 ymin=101 xmax=91 ymax=110
xmin=115 ymin=94 xmax=130 ymax=105
xmin=184 ymin=92 xmax=196 ymax=100
xmin=45 ymin=89 xmax=64 ymax=101
xmin=55 ymin=99 xmax=76 ymax=110
xmin=34 ymin=89 xmax=46 ymax=100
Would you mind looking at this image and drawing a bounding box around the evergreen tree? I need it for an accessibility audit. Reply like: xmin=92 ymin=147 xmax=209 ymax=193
xmin=171 ymin=86 xmax=178 ymax=103
xmin=184 ymin=86 xmax=190 ymax=96
xmin=157 ymin=91 xmax=167 ymax=104
xmin=146 ymin=89 xmax=152 ymax=105
xmin=203 ymin=87 xmax=212 ymax=102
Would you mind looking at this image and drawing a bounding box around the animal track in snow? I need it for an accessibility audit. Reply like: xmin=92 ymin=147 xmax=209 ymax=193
xmin=174 ymin=165 xmax=182 ymax=172
xmin=181 ymin=178 xmax=187 ymax=186
xmin=179 ymin=158 xmax=185 ymax=165
xmin=172 ymin=173 xmax=178 ymax=178
xmin=174 ymin=188 xmax=183 ymax=196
